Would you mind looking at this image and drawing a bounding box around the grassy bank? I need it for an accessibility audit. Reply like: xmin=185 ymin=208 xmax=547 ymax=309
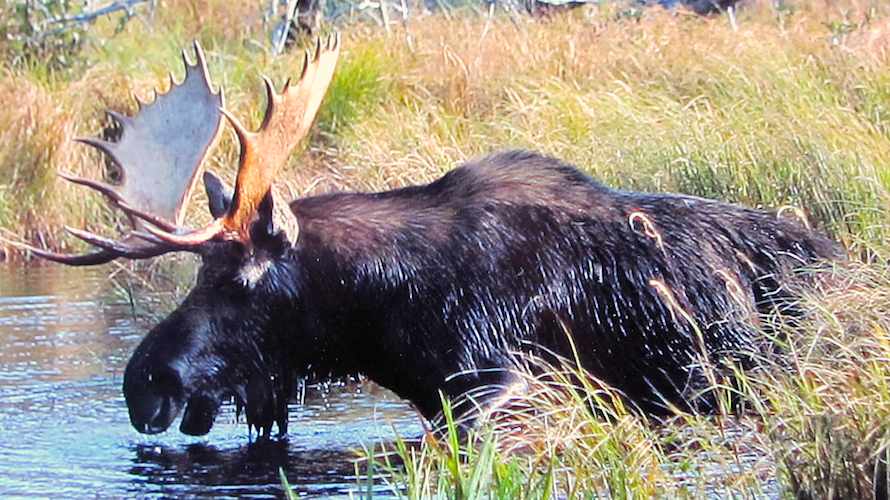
xmin=2 ymin=0 xmax=890 ymax=497
xmin=1 ymin=0 xmax=889 ymax=254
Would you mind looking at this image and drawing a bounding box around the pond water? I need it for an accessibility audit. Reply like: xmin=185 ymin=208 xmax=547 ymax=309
xmin=0 ymin=265 xmax=421 ymax=498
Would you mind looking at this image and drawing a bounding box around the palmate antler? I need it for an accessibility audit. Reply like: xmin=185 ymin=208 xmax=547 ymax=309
xmin=11 ymin=41 xmax=224 ymax=265
xmin=137 ymin=33 xmax=341 ymax=249
xmin=15 ymin=34 xmax=340 ymax=264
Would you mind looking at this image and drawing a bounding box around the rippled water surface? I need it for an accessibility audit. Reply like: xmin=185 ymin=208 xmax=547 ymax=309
xmin=0 ymin=265 xmax=421 ymax=498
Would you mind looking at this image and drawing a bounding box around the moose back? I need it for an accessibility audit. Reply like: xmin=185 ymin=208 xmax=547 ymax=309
xmin=17 ymin=38 xmax=842 ymax=436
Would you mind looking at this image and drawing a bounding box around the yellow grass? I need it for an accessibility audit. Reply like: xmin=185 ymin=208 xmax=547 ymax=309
xmin=2 ymin=0 xmax=889 ymax=255
xmin=2 ymin=1 xmax=890 ymax=496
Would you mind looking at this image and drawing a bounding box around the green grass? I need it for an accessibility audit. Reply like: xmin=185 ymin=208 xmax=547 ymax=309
xmin=2 ymin=1 xmax=889 ymax=250
xmin=2 ymin=0 xmax=890 ymax=497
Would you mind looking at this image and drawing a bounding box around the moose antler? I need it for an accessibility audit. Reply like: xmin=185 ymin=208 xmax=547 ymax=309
xmin=11 ymin=34 xmax=339 ymax=265
xmin=12 ymin=41 xmax=224 ymax=265
xmin=139 ymin=32 xmax=341 ymax=247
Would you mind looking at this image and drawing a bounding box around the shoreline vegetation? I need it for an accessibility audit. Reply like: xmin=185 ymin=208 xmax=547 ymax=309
xmin=2 ymin=0 xmax=889 ymax=497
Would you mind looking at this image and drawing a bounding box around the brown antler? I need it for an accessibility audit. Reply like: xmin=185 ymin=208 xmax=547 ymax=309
xmin=11 ymin=42 xmax=224 ymax=265
xmin=140 ymin=33 xmax=341 ymax=247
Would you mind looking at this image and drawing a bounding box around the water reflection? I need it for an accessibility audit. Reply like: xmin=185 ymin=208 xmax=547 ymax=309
xmin=0 ymin=264 xmax=421 ymax=498
xmin=0 ymin=264 xmax=123 ymax=383
xmin=129 ymin=439 xmax=366 ymax=497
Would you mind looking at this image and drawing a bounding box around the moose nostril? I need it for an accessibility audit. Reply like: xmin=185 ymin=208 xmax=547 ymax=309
xmin=124 ymin=359 xmax=188 ymax=434
xmin=146 ymin=365 xmax=184 ymax=400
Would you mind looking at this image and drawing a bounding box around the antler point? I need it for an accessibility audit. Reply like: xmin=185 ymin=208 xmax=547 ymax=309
xmin=56 ymin=171 xmax=123 ymax=203
xmin=220 ymin=107 xmax=254 ymax=140
xmin=261 ymin=75 xmax=280 ymax=102
xmin=181 ymin=48 xmax=192 ymax=68
xmin=74 ymin=136 xmax=118 ymax=157
xmin=301 ymin=50 xmax=311 ymax=79
xmin=105 ymin=110 xmax=133 ymax=128
xmin=56 ymin=170 xmax=77 ymax=181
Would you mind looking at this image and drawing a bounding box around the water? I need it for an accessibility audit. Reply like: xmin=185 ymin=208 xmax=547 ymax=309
xmin=0 ymin=265 xmax=421 ymax=498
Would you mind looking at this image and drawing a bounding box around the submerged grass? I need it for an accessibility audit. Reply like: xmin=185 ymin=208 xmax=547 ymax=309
xmin=2 ymin=0 xmax=890 ymax=497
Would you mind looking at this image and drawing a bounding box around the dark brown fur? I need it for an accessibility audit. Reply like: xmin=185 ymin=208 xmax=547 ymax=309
xmin=122 ymin=150 xmax=844 ymax=437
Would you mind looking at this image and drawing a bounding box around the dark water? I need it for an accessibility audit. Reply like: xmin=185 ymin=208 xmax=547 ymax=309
xmin=0 ymin=265 xmax=421 ymax=498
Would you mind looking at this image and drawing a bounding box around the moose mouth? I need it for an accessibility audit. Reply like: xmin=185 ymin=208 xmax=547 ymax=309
xmin=130 ymin=391 xmax=228 ymax=436
xmin=124 ymin=346 xmax=290 ymax=437
xmin=179 ymin=394 xmax=223 ymax=436
xmin=129 ymin=382 xmax=283 ymax=437
xmin=126 ymin=383 xmax=226 ymax=436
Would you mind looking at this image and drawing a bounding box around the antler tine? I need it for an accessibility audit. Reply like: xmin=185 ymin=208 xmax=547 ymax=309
xmin=57 ymin=172 xmax=180 ymax=234
xmin=66 ymin=226 xmax=201 ymax=256
xmin=28 ymin=248 xmax=120 ymax=266
xmin=73 ymin=137 xmax=120 ymax=165
xmin=57 ymin=170 xmax=124 ymax=205
xmin=65 ymin=227 xmax=144 ymax=254
xmin=0 ymin=233 xmax=176 ymax=265
xmin=220 ymin=107 xmax=254 ymax=147
xmin=0 ymin=234 xmax=118 ymax=266
xmin=106 ymin=110 xmax=134 ymax=129
xmin=137 ymin=219 xmax=226 ymax=247
xmin=260 ymin=76 xmax=278 ymax=130
xmin=114 ymin=202 xmax=179 ymax=232
xmin=219 ymin=33 xmax=341 ymax=241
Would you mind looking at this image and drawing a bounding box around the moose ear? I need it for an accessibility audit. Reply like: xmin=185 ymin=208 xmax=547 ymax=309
xmin=203 ymin=171 xmax=233 ymax=218
xmin=249 ymin=189 xmax=298 ymax=250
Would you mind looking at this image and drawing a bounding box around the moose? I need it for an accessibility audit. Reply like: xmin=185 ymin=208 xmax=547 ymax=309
xmin=18 ymin=36 xmax=843 ymax=437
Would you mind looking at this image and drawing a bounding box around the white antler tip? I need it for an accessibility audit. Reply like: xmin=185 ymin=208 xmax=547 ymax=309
xmin=193 ymin=40 xmax=206 ymax=63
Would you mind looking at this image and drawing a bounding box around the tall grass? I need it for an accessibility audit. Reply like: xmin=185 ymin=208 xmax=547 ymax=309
xmin=358 ymin=259 xmax=890 ymax=498
xmin=2 ymin=0 xmax=890 ymax=497
xmin=2 ymin=0 xmax=889 ymax=254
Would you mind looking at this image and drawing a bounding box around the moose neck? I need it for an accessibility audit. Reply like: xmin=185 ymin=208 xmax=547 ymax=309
xmin=283 ymin=187 xmax=483 ymax=417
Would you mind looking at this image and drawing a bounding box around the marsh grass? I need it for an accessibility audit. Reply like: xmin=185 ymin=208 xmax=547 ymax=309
xmin=2 ymin=0 xmax=890 ymax=497
xmin=2 ymin=0 xmax=889 ymax=254
xmin=358 ymin=258 xmax=890 ymax=498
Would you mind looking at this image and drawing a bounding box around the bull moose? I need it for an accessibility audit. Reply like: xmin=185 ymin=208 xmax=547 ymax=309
xmin=17 ymin=36 xmax=842 ymax=437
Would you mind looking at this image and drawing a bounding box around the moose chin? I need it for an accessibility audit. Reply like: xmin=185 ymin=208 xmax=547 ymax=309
xmin=17 ymin=36 xmax=844 ymax=437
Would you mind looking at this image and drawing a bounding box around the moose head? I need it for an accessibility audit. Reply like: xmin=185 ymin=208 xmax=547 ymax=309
xmin=17 ymin=36 xmax=341 ymax=436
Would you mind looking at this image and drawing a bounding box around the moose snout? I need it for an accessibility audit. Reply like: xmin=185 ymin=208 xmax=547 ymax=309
xmin=123 ymin=362 xmax=186 ymax=434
